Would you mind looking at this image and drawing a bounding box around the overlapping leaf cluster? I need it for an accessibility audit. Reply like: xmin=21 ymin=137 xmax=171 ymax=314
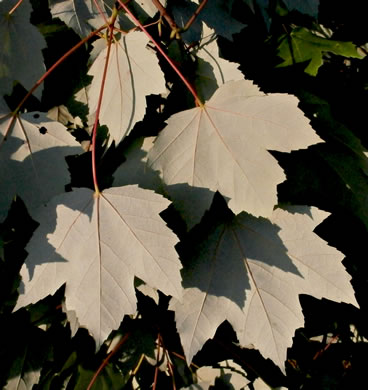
xmin=0 ymin=0 xmax=364 ymax=388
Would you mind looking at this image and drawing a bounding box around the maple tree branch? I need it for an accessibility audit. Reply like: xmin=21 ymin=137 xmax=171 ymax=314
xmin=86 ymin=332 xmax=131 ymax=390
xmin=183 ymin=0 xmax=208 ymax=32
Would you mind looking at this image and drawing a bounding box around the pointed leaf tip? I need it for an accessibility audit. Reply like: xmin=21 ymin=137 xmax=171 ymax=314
xmin=172 ymin=206 xmax=356 ymax=370
xmin=148 ymin=80 xmax=322 ymax=226
xmin=17 ymin=185 xmax=182 ymax=347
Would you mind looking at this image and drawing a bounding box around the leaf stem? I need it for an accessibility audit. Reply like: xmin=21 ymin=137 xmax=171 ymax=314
xmin=165 ymin=349 xmax=176 ymax=390
xmin=12 ymin=25 xmax=106 ymax=116
xmin=152 ymin=0 xmax=178 ymax=30
xmin=117 ymin=0 xmax=203 ymax=106
xmin=183 ymin=0 xmax=208 ymax=32
xmin=90 ymin=11 xmax=118 ymax=194
xmin=132 ymin=353 xmax=145 ymax=376
xmin=86 ymin=332 xmax=131 ymax=390
xmin=92 ymin=0 xmax=109 ymax=27
xmin=8 ymin=0 xmax=24 ymax=15
xmin=152 ymin=335 xmax=162 ymax=390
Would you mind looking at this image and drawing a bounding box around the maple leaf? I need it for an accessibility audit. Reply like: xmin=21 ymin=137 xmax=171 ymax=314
xmin=194 ymin=26 xmax=243 ymax=101
xmin=49 ymin=0 xmax=105 ymax=37
xmin=0 ymin=111 xmax=82 ymax=221
xmin=0 ymin=0 xmax=46 ymax=99
xmin=87 ymin=31 xmax=166 ymax=145
xmin=147 ymin=80 xmax=322 ymax=228
xmin=16 ymin=186 xmax=182 ymax=347
xmin=277 ymin=27 xmax=364 ymax=76
xmin=74 ymin=364 xmax=127 ymax=389
xmin=283 ymin=0 xmax=319 ymax=17
xmin=170 ymin=206 xmax=357 ymax=371
xmin=130 ymin=0 xmax=165 ymax=18
xmin=245 ymin=0 xmax=320 ymax=30
xmin=170 ymin=0 xmax=245 ymax=42
xmin=1 ymin=321 xmax=49 ymax=390
xmin=3 ymin=327 xmax=48 ymax=390
xmin=113 ymin=136 xmax=164 ymax=192
xmin=277 ymin=93 xmax=368 ymax=231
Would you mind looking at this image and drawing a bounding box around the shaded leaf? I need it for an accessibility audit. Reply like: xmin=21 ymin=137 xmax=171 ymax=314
xmin=148 ymin=80 xmax=321 ymax=227
xmin=74 ymin=363 xmax=126 ymax=390
xmin=47 ymin=105 xmax=75 ymax=126
xmin=279 ymin=92 xmax=368 ymax=230
xmin=170 ymin=0 xmax=245 ymax=42
xmin=171 ymin=206 xmax=357 ymax=370
xmin=246 ymin=0 xmax=319 ymax=30
xmin=191 ymin=360 xmax=250 ymax=389
xmin=116 ymin=320 xmax=156 ymax=378
xmin=87 ymin=31 xmax=166 ymax=145
xmin=0 ymin=111 xmax=82 ymax=221
xmin=0 ymin=0 xmax=46 ymax=99
xmin=49 ymin=0 xmax=107 ymax=38
xmin=113 ymin=136 xmax=163 ymax=192
xmin=16 ymin=186 xmax=182 ymax=347
xmin=194 ymin=26 xmax=243 ymax=101
xmin=277 ymin=27 xmax=364 ymax=76
xmin=283 ymin=0 xmax=319 ymax=18
xmin=130 ymin=0 xmax=165 ymax=18
xmin=3 ymin=326 xmax=49 ymax=390
xmin=196 ymin=0 xmax=245 ymax=41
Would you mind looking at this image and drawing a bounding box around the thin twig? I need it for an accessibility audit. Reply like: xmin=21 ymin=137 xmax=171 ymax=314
xmin=92 ymin=0 xmax=109 ymax=27
xmin=152 ymin=0 xmax=177 ymax=30
xmin=8 ymin=0 xmax=24 ymax=15
xmin=132 ymin=353 xmax=145 ymax=376
xmin=183 ymin=0 xmax=208 ymax=32
xmin=170 ymin=351 xmax=200 ymax=370
xmin=86 ymin=332 xmax=131 ymax=390
xmin=90 ymin=10 xmax=117 ymax=194
xmin=165 ymin=350 xmax=176 ymax=390
xmin=117 ymin=0 xmax=202 ymax=106
xmin=13 ymin=24 xmax=106 ymax=116
xmin=152 ymin=335 xmax=162 ymax=390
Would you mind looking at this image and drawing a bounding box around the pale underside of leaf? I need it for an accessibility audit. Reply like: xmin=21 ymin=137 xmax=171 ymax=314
xmin=0 ymin=0 xmax=46 ymax=99
xmin=0 ymin=111 xmax=82 ymax=221
xmin=148 ymin=80 xmax=322 ymax=227
xmin=87 ymin=31 xmax=166 ymax=145
xmin=194 ymin=26 xmax=243 ymax=101
xmin=49 ymin=0 xmax=107 ymax=37
xmin=190 ymin=360 xmax=250 ymax=389
xmin=113 ymin=136 xmax=163 ymax=191
xmin=131 ymin=0 xmax=165 ymax=18
xmin=171 ymin=206 xmax=357 ymax=371
xmin=16 ymin=186 xmax=182 ymax=347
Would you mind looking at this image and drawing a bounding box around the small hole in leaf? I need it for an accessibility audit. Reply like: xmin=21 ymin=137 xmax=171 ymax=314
xmin=39 ymin=126 xmax=47 ymax=134
xmin=33 ymin=113 xmax=40 ymax=119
